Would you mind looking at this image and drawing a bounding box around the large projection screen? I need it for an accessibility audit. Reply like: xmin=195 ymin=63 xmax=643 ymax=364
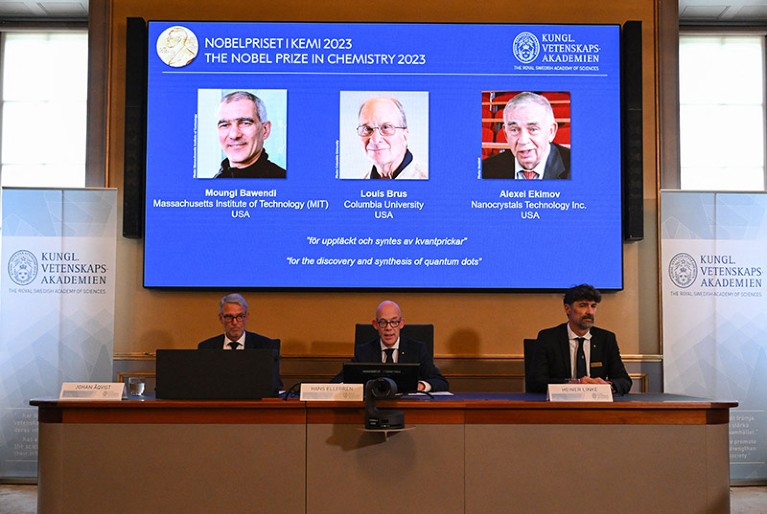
xmin=143 ymin=21 xmax=623 ymax=290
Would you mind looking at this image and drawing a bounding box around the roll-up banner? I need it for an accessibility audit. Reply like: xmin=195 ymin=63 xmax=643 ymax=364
xmin=0 ymin=188 xmax=117 ymax=479
xmin=662 ymin=191 xmax=767 ymax=482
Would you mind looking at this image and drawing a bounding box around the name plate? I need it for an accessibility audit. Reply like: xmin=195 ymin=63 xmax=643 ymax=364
xmin=300 ymin=383 xmax=363 ymax=401
xmin=59 ymin=382 xmax=126 ymax=400
xmin=547 ymin=383 xmax=613 ymax=402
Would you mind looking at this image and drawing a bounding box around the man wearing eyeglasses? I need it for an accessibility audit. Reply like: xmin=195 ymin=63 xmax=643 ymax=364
xmin=198 ymin=293 xmax=283 ymax=389
xmin=357 ymin=97 xmax=428 ymax=180
xmin=331 ymin=300 xmax=448 ymax=391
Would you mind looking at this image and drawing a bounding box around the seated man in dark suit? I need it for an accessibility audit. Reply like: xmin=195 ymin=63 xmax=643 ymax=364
xmin=332 ymin=300 xmax=449 ymax=392
xmin=198 ymin=293 xmax=283 ymax=389
xmin=528 ymin=284 xmax=631 ymax=395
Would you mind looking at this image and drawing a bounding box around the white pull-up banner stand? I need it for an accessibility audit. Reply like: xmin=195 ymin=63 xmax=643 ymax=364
xmin=0 ymin=188 xmax=117 ymax=479
xmin=662 ymin=191 xmax=767 ymax=482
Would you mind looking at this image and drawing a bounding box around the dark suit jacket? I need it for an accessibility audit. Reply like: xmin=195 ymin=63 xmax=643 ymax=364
xmin=197 ymin=331 xmax=283 ymax=390
xmin=214 ymin=152 xmax=286 ymax=179
xmin=481 ymin=143 xmax=570 ymax=179
xmin=528 ymin=323 xmax=631 ymax=395
xmin=331 ymin=336 xmax=449 ymax=392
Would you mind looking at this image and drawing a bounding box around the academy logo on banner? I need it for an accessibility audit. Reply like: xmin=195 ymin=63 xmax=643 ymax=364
xmin=7 ymin=250 xmax=38 ymax=285
xmin=665 ymin=251 xmax=763 ymax=298
xmin=667 ymin=253 xmax=696 ymax=288
xmin=5 ymin=249 xmax=110 ymax=293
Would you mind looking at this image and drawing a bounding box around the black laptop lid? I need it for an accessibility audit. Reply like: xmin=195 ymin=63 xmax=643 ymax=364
xmin=156 ymin=349 xmax=276 ymax=400
xmin=342 ymin=362 xmax=420 ymax=393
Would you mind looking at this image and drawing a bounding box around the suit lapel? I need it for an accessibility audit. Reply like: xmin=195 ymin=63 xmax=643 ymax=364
xmin=398 ymin=339 xmax=414 ymax=363
xmin=365 ymin=339 xmax=381 ymax=362
xmin=542 ymin=145 xmax=564 ymax=180
xmin=558 ymin=325 xmax=571 ymax=374
xmin=367 ymin=338 xmax=413 ymax=363
xmin=588 ymin=335 xmax=604 ymax=378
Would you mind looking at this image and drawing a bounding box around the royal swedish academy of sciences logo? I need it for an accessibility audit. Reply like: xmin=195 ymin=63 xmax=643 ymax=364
xmin=8 ymin=250 xmax=38 ymax=286
xmin=668 ymin=253 xmax=697 ymax=289
xmin=512 ymin=32 xmax=540 ymax=64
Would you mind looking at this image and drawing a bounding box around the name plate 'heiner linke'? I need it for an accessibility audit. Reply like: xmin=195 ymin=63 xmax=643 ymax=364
xmin=547 ymin=383 xmax=613 ymax=402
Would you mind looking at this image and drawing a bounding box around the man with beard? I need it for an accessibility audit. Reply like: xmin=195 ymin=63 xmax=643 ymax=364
xmin=527 ymin=284 xmax=631 ymax=394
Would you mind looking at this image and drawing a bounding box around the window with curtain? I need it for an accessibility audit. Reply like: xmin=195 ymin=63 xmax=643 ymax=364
xmin=0 ymin=31 xmax=88 ymax=187
xmin=679 ymin=33 xmax=766 ymax=191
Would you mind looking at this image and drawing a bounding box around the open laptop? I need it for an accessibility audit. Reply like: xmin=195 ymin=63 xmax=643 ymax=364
xmin=342 ymin=362 xmax=420 ymax=394
xmin=155 ymin=349 xmax=277 ymax=400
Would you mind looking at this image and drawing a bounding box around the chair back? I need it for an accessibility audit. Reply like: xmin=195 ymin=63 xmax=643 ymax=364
xmin=523 ymin=338 xmax=537 ymax=392
xmin=354 ymin=323 xmax=435 ymax=356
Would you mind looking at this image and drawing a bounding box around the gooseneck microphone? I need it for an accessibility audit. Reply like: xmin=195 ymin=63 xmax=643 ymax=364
xmin=282 ymin=382 xmax=302 ymax=400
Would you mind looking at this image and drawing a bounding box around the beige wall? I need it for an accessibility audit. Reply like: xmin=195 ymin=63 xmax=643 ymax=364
xmin=98 ymin=0 xmax=663 ymax=361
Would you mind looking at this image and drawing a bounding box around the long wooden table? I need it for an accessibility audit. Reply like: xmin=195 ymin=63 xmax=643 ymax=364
xmin=31 ymin=393 xmax=736 ymax=514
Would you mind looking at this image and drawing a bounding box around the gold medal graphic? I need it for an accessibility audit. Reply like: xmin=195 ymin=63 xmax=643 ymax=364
xmin=156 ymin=26 xmax=198 ymax=68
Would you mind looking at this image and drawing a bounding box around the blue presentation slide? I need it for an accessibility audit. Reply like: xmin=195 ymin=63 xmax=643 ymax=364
xmin=144 ymin=21 xmax=623 ymax=289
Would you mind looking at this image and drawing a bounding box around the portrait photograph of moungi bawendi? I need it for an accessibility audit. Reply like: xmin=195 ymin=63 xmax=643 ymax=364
xmin=338 ymin=91 xmax=429 ymax=180
xmin=481 ymin=91 xmax=571 ymax=180
xmin=196 ymin=89 xmax=287 ymax=179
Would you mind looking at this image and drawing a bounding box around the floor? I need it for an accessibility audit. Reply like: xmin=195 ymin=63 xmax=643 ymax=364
xmin=730 ymin=486 xmax=767 ymax=513
xmin=0 ymin=484 xmax=765 ymax=513
xmin=0 ymin=486 xmax=35 ymax=514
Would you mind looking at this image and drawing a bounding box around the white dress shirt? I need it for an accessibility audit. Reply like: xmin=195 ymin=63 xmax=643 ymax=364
xmin=566 ymin=325 xmax=592 ymax=378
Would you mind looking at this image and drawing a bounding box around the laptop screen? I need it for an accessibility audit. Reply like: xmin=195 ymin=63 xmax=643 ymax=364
xmin=155 ymin=349 xmax=276 ymax=399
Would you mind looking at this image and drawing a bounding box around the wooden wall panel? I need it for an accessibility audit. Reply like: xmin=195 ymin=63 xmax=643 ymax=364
xmin=94 ymin=0 xmax=662 ymax=363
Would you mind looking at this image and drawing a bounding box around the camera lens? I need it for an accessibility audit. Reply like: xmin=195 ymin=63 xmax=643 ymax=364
xmin=371 ymin=377 xmax=398 ymax=398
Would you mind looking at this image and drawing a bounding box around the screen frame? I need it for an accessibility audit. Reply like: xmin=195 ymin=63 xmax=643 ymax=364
xmin=138 ymin=20 xmax=632 ymax=293
xmin=343 ymin=362 xmax=420 ymax=393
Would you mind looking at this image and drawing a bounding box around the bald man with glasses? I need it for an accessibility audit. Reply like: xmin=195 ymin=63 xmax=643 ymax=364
xmin=198 ymin=293 xmax=283 ymax=389
xmin=331 ymin=300 xmax=448 ymax=392
xmin=357 ymin=97 xmax=428 ymax=180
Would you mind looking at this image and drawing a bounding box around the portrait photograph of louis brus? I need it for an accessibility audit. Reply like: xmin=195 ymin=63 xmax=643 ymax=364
xmin=338 ymin=91 xmax=429 ymax=180
xmin=481 ymin=91 xmax=571 ymax=180
xmin=195 ymin=89 xmax=287 ymax=179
